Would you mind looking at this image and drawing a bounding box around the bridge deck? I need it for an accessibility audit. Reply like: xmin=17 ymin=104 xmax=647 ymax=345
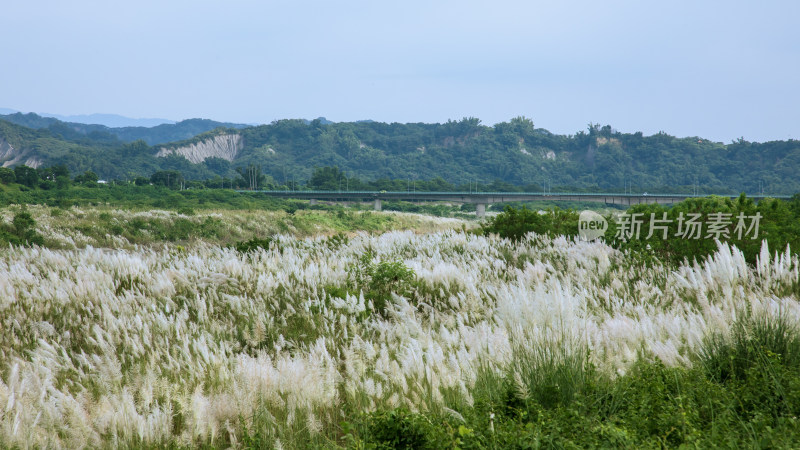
xmin=237 ymin=191 xmax=790 ymax=216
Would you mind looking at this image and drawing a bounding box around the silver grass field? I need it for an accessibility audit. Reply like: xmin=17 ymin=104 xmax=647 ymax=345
xmin=1 ymin=219 xmax=799 ymax=447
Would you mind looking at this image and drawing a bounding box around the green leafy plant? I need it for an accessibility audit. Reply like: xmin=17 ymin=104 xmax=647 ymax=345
xmin=482 ymin=205 xmax=579 ymax=240
xmin=344 ymin=251 xmax=417 ymax=318
xmin=234 ymin=236 xmax=277 ymax=253
xmin=1 ymin=207 xmax=44 ymax=246
xmin=365 ymin=408 xmax=451 ymax=449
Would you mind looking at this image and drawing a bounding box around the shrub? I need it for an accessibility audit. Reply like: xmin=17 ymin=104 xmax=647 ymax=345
xmin=0 ymin=208 xmax=44 ymax=246
xmin=364 ymin=408 xmax=451 ymax=449
xmin=482 ymin=205 xmax=579 ymax=240
xmin=323 ymin=232 xmax=349 ymax=249
xmin=12 ymin=209 xmax=36 ymax=237
xmin=343 ymin=252 xmax=418 ymax=318
xmin=367 ymin=260 xmax=416 ymax=317
xmin=234 ymin=236 xmax=276 ymax=253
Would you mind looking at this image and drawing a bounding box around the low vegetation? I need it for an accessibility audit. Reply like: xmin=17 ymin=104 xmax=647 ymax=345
xmin=0 ymin=204 xmax=462 ymax=249
xmin=2 ymin=168 xmax=800 ymax=447
xmin=4 ymin=113 xmax=800 ymax=194
xmin=483 ymin=194 xmax=800 ymax=264
xmin=1 ymin=226 xmax=799 ymax=447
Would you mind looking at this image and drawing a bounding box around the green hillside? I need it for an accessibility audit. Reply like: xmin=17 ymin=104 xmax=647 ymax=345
xmin=228 ymin=117 xmax=800 ymax=194
xmin=1 ymin=116 xmax=799 ymax=194
xmin=0 ymin=112 xmax=249 ymax=145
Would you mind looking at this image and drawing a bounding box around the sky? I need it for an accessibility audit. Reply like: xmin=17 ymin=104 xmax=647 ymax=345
xmin=1 ymin=0 xmax=798 ymax=142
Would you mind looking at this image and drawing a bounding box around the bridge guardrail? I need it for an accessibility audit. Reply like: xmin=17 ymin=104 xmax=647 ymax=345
xmin=238 ymin=190 xmax=791 ymax=199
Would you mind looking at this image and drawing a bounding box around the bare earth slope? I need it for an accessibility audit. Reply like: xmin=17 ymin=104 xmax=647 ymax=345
xmin=156 ymin=133 xmax=242 ymax=163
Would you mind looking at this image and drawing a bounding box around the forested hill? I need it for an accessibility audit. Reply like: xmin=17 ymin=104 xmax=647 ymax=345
xmin=0 ymin=112 xmax=249 ymax=145
xmin=1 ymin=115 xmax=799 ymax=194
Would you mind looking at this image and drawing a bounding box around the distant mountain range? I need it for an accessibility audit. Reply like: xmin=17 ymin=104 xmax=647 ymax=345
xmin=0 ymin=112 xmax=799 ymax=195
xmin=38 ymin=113 xmax=175 ymax=128
xmin=0 ymin=111 xmax=250 ymax=146
xmin=0 ymin=108 xmax=175 ymax=128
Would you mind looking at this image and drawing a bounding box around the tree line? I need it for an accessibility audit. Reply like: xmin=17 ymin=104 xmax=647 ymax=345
xmin=0 ymin=163 xmax=559 ymax=193
xmin=4 ymin=115 xmax=800 ymax=195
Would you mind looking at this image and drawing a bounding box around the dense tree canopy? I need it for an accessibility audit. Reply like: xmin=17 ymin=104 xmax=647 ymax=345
xmin=1 ymin=115 xmax=800 ymax=194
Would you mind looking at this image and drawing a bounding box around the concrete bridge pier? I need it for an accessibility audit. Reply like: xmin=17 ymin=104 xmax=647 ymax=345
xmin=374 ymin=199 xmax=382 ymax=211
xmin=476 ymin=203 xmax=486 ymax=218
xmin=309 ymin=199 xmax=318 ymax=206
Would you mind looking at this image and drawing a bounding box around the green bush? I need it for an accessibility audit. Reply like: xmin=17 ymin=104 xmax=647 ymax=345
xmin=0 ymin=208 xmax=44 ymax=246
xmin=234 ymin=236 xmax=276 ymax=253
xmin=608 ymin=194 xmax=800 ymax=264
xmin=487 ymin=195 xmax=800 ymax=266
xmin=343 ymin=252 xmax=417 ymax=318
xmin=364 ymin=408 xmax=450 ymax=449
xmin=323 ymin=232 xmax=349 ymax=249
xmin=365 ymin=259 xmax=416 ymax=318
xmin=482 ymin=205 xmax=579 ymax=240
xmin=12 ymin=209 xmax=36 ymax=236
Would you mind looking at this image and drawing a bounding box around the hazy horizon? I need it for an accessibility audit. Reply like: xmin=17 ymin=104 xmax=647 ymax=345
xmin=1 ymin=106 xmax=793 ymax=144
xmin=1 ymin=0 xmax=798 ymax=143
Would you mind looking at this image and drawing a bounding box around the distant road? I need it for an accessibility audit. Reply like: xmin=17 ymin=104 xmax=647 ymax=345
xmin=239 ymin=190 xmax=792 ymax=217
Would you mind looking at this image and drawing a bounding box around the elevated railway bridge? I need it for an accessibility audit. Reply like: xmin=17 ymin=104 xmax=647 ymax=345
xmin=240 ymin=191 xmax=790 ymax=217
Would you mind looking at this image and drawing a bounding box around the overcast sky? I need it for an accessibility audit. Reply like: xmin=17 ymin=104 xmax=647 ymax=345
xmin=1 ymin=0 xmax=797 ymax=142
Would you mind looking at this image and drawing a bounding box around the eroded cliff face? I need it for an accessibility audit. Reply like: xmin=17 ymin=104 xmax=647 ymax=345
xmin=0 ymin=138 xmax=41 ymax=168
xmin=156 ymin=134 xmax=242 ymax=164
xmin=0 ymin=138 xmax=15 ymax=162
